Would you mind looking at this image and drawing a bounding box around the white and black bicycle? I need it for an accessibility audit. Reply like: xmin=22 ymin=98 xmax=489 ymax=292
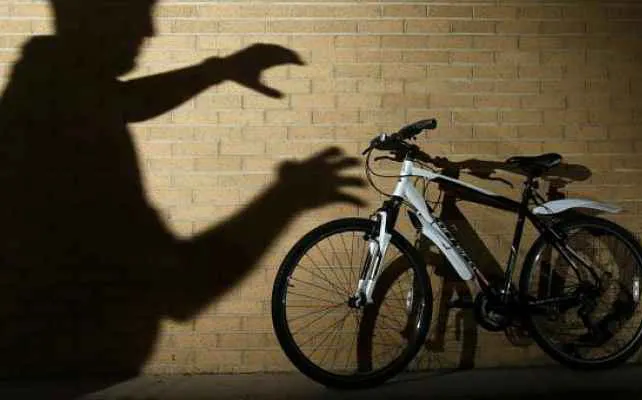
xmin=271 ymin=119 xmax=642 ymax=389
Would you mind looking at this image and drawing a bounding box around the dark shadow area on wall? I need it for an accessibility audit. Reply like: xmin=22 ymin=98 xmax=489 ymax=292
xmin=0 ymin=0 xmax=365 ymax=397
xmin=392 ymin=157 xmax=591 ymax=371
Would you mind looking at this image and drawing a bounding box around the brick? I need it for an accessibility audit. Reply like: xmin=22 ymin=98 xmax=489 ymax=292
xmin=335 ymin=35 xmax=380 ymax=48
xmin=312 ymin=79 xmax=357 ymax=94
xmin=382 ymin=64 xmax=426 ymax=79
xmin=336 ymin=94 xmax=382 ymax=109
xmin=474 ymin=65 xmax=517 ymax=79
xmin=429 ymin=6 xmax=473 ymax=18
xmin=383 ymin=5 xmax=427 ymax=17
xmin=288 ymin=126 xmax=334 ymax=141
xmin=450 ymin=51 xmax=493 ymax=64
xmin=381 ymin=35 xmax=427 ymax=49
xmin=173 ymin=20 xmax=219 ymax=34
xmin=426 ymin=65 xmax=472 ymax=79
xmin=519 ymin=6 xmax=563 ymax=20
xmin=314 ymin=20 xmax=357 ymax=33
xmin=428 ymin=35 xmax=474 ymax=49
xmin=473 ymin=36 xmax=518 ymax=50
xmin=172 ymin=143 xmax=219 ymax=157
xmin=270 ymin=20 xmax=315 ymax=34
xmin=475 ymin=126 xmax=518 ymax=140
xmin=495 ymin=51 xmax=540 ymax=65
xmin=265 ymin=110 xmax=311 ymax=125
xmin=540 ymin=80 xmax=584 ymax=93
xmin=521 ymin=95 xmax=567 ymax=109
xmin=0 ymin=20 xmax=31 ymax=33
xmin=454 ymin=111 xmax=498 ymax=124
xmin=219 ymin=20 xmax=266 ymax=34
xmin=290 ymin=64 xmax=332 ymax=79
xmin=431 ymin=94 xmax=474 ymax=108
xmin=382 ymin=94 xmax=429 ymax=108
xmin=588 ymin=140 xmax=637 ymax=154
xmin=220 ymin=140 xmax=265 ymax=156
xmin=475 ymin=95 xmax=520 ymax=109
xmin=155 ymin=5 xmax=198 ymax=18
xmin=217 ymin=110 xmax=264 ymax=125
xmin=565 ymin=125 xmax=607 ymax=140
xmin=501 ymin=110 xmax=543 ymax=125
xmin=496 ymin=21 xmax=539 ymax=34
xmin=519 ymin=37 xmax=566 ymax=50
xmin=540 ymin=21 xmax=586 ymax=35
xmin=192 ymin=157 xmax=242 ymax=173
xmin=402 ymin=50 xmax=450 ymax=63
xmin=544 ymin=110 xmax=589 ymax=124
xmin=474 ymin=6 xmax=518 ymax=20
xmin=518 ymin=126 xmax=564 ymax=140
xmin=150 ymin=36 xmax=196 ymax=50
xmin=589 ymin=109 xmax=634 ymax=124
xmin=518 ymin=65 xmax=564 ymax=80
xmin=335 ymin=64 xmax=380 ymax=79
xmin=291 ymin=94 xmax=335 ymax=109
xmin=452 ymin=141 xmax=498 ymax=155
xmin=313 ymin=110 xmax=359 ymax=125
xmin=11 ymin=4 xmax=51 ymax=18
xmin=404 ymin=20 xmax=451 ymax=34
xmin=243 ymin=95 xmax=289 ymax=110
xmin=609 ymin=126 xmax=642 ymax=140
xmin=240 ymin=127 xmax=286 ymax=142
xmin=148 ymin=158 xmax=194 ymax=172
xmin=356 ymin=50 xmax=403 ymax=63
xmin=357 ymin=79 xmax=404 ymax=94
xmin=358 ymin=20 xmax=404 ymax=33
xmin=360 ymin=109 xmax=407 ymax=125
xmin=568 ymin=93 xmax=610 ymax=109
xmin=451 ymin=21 xmax=496 ymax=34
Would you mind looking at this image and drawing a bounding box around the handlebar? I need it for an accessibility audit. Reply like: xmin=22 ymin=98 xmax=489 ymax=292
xmin=397 ymin=118 xmax=437 ymax=140
xmin=361 ymin=118 xmax=438 ymax=157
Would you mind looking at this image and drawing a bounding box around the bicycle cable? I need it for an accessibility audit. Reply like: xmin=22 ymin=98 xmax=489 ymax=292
xmin=364 ymin=147 xmax=442 ymax=212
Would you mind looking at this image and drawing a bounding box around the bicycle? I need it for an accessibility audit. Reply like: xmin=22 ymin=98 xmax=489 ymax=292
xmin=271 ymin=119 xmax=642 ymax=389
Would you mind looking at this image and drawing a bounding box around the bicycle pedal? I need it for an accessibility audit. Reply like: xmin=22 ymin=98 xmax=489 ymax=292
xmin=447 ymin=298 xmax=474 ymax=309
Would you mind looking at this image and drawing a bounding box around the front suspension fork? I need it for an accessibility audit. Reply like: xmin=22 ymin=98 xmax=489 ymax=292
xmin=354 ymin=210 xmax=392 ymax=305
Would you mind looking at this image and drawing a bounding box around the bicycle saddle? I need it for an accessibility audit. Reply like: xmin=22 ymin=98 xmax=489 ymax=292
xmin=506 ymin=153 xmax=562 ymax=175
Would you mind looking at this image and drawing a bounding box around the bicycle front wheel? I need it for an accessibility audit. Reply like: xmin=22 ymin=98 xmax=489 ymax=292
xmin=520 ymin=215 xmax=642 ymax=369
xmin=271 ymin=218 xmax=432 ymax=389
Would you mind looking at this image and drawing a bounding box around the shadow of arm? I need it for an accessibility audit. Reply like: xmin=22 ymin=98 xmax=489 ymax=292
xmin=158 ymin=147 xmax=365 ymax=321
xmin=120 ymin=44 xmax=305 ymax=123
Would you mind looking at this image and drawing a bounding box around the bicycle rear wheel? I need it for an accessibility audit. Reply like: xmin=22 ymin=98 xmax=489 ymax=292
xmin=271 ymin=218 xmax=432 ymax=389
xmin=520 ymin=215 xmax=642 ymax=369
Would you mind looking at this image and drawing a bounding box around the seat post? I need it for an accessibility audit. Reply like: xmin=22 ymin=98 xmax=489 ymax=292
xmin=521 ymin=174 xmax=536 ymax=206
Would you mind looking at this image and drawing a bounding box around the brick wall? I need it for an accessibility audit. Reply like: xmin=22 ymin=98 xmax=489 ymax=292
xmin=2 ymin=0 xmax=642 ymax=374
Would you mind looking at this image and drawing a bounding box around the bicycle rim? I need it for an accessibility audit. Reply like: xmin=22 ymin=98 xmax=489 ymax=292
xmin=522 ymin=217 xmax=642 ymax=368
xmin=271 ymin=218 xmax=431 ymax=389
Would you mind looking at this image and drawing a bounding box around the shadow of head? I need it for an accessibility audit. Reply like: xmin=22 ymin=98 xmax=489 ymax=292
xmin=50 ymin=0 xmax=157 ymax=75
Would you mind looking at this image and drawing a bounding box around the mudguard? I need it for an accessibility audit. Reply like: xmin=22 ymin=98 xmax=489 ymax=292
xmin=532 ymin=198 xmax=621 ymax=215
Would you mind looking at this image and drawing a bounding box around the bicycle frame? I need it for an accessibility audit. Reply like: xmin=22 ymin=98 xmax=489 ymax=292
xmin=356 ymin=157 xmax=621 ymax=305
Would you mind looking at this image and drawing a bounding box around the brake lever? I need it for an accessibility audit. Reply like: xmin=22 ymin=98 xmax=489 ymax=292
xmin=361 ymin=133 xmax=390 ymax=155
xmin=374 ymin=155 xmax=400 ymax=162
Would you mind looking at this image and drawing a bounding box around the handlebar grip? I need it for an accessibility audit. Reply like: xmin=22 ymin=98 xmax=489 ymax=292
xmin=397 ymin=118 xmax=437 ymax=140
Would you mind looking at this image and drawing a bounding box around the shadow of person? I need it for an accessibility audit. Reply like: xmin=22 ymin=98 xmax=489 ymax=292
xmin=0 ymin=0 xmax=365 ymax=393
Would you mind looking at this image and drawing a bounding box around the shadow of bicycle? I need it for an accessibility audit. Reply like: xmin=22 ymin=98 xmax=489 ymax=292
xmin=356 ymin=155 xmax=592 ymax=372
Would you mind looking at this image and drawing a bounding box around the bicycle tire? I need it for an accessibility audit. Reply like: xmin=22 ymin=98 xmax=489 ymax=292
xmin=520 ymin=215 xmax=642 ymax=369
xmin=271 ymin=218 xmax=432 ymax=389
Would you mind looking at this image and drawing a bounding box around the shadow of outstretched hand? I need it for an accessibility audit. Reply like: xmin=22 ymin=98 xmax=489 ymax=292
xmin=275 ymin=147 xmax=367 ymax=210
xmin=220 ymin=43 xmax=305 ymax=98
